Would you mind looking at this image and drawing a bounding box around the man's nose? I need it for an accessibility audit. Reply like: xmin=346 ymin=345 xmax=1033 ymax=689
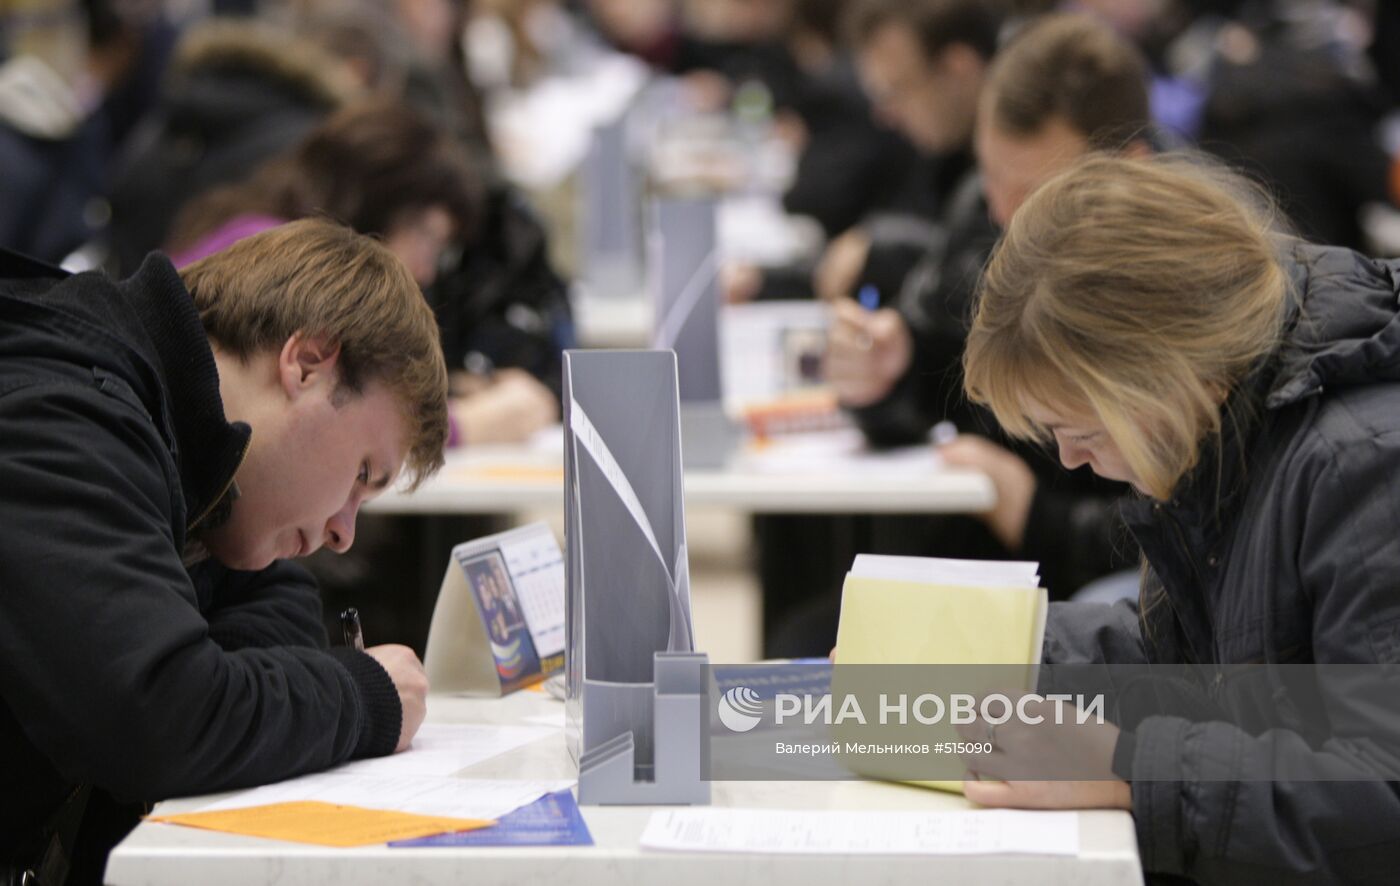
xmin=325 ymin=500 xmax=361 ymax=553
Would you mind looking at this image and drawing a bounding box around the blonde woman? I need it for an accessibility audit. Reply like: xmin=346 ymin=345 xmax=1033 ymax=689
xmin=961 ymin=154 xmax=1400 ymax=883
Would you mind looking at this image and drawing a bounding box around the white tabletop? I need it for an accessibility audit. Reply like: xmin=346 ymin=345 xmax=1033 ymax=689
xmin=107 ymin=692 xmax=1142 ymax=886
xmin=367 ymin=429 xmax=997 ymax=516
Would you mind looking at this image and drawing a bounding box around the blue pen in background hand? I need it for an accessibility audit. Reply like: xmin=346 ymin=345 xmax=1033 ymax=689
xmin=851 ymin=281 xmax=956 ymax=446
xmin=848 ymin=284 xmax=882 ymax=353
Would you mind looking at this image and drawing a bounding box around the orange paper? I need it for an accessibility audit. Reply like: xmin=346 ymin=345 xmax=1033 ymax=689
xmin=151 ymin=801 xmax=493 ymax=847
xmin=449 ymin=464 xmax=564 ymax=482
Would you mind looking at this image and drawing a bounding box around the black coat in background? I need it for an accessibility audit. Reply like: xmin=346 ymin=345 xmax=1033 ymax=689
xmin=780 ymin=57 xmax=920 ymax=239
xmin=104 ymin=25 xmax=346 ymax=275
xmin=428 ymin=185 xmax=575 ymax=401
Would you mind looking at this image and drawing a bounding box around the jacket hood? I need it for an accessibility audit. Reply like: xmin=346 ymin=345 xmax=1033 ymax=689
xmin=166 ymin=20 xmax=356 ymax=123
xmin=1268 ymin=241 xmax=1400 ymax=408
xmin=1129 ymin=243 xmax=1400 ymax=517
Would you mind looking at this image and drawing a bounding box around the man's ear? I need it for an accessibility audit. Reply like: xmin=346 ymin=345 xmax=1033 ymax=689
xmin=278 ymin=332 xmax=341 ymax=400
xmin=940 ymin=43 xmax=986 ymax=82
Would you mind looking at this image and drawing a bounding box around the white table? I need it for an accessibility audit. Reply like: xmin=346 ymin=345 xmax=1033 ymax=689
xmin=572 ymin=284 xmax=652 ymax=349
xmin=367 ymin=430 xmax=997 ymax=516
xmin=107 ymin=692 xmax=1143 ymax=886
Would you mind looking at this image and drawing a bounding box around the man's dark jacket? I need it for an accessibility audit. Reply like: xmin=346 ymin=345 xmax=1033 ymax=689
xmin=1045 ymin=243 xmax=1400 ymax=884
xmin=0 ymin=251 xmax=401 ymax=871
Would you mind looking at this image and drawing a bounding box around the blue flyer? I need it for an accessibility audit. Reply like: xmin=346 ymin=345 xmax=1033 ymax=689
xmin=389 ymin=790 xmax=593 ymax=848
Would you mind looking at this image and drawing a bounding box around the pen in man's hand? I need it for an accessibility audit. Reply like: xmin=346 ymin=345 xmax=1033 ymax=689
xmin=341 ymin=607 xmax=365 ymax=651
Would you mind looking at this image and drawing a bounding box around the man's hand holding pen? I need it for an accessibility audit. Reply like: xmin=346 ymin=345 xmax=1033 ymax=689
xmin=344 ymin=607 xmax=429 ymax=753
xmin=367 ymin=645 xmax=429 ymax=753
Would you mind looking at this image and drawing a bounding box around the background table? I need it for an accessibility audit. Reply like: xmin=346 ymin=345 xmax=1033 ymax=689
xmin=107 ymin=692 xmax=1142 ymax=886
xmin=366 ymin=431 xmax=997 ymax=516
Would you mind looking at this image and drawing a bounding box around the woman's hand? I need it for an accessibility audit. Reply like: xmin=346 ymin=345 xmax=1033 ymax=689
xmin=956 ymin=693 xmax=1131 ymax=811
xmin=964 ymin=778 xmax=1132 ymax=810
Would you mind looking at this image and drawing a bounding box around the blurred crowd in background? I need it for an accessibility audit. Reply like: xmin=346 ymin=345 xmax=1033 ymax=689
xmin=4 ymin=0 xmax=1398 ymax=277
xmin=4 ymin=0 xmax=1399 ymax=654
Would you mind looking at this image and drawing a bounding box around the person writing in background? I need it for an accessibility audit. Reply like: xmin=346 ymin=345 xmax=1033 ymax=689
xmin=167 ymin=101 xmax=559 ymax=449
xmin=758 ymin=0 xmax=1010 ymax=658
xmin=815 ymin=0 xmax=996 ymax=334
xmin=934 ymin=12 xmax=1155 ymax=576
xmin=959 ymin=152 xmax=1400 ymax=884
xmin=774 ymin=14 xmax=1155 ymax=657
xmin=831 ymin=13 xmax=1154 ymax=594
xmin=0 ymin=221 xmax=442 ymax=883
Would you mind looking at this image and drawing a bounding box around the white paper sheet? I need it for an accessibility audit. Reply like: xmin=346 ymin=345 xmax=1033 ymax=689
xmin=851 ymin=554 xmax=1042 ymax=587
xmin=328 ymin=723 xmax=553 ymax=778
xmin=200 ymin=775 xmax=573 ymax=821
xmin=640 ymin=808 xmax=1079 ymax=856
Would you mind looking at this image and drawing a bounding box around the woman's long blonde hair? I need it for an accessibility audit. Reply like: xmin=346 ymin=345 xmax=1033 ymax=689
xmin=963 ymin=153 xmax=1290 ymax=499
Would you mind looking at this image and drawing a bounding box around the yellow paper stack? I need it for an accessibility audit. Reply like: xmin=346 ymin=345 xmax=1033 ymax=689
xmin=833 ymin=555 xmax=1047 ymax=793
xmin=836 ymin=555 xmax=1045 ymax=669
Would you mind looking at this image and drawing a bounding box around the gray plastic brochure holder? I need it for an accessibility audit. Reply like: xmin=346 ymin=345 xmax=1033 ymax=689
xmin=576 ymin=651 xmax=710 ymax=805
xmin=648 ymin=196 xmax=739 ymax=469
xmin=578 ymin=117 xmax=643 ymax=296
xmin=563 ymin=349 xmax=711 ymax=805
xmin=650 ymin=196 xmax=721 ymax=403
